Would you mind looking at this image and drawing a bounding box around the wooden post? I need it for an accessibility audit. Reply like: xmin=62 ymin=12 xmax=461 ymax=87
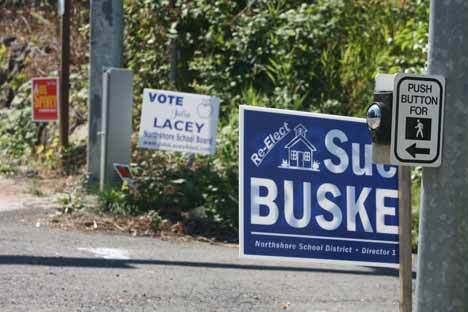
xmin=398 ymin=166 xmax=412 ymax=312
xmin=59 ymin=0 xmax=70 ymax=148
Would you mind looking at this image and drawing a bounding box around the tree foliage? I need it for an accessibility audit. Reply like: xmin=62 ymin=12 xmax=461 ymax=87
xmin=121 ymin=0 xmax=428 ymax=229
xmin=0 ymin=0 xmax=429 ymax=231
xmin=125 ymin=0 xmax=428 ymax=115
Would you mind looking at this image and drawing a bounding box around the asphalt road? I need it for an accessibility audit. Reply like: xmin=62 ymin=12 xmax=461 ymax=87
xmin=0 ymin=178 xmax=411 ymax=312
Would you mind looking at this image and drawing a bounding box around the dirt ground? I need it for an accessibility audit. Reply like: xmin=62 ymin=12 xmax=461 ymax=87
xmin=0 ymin=173 xmax=236 ymax=247
xmin=0 ymin=175 xmax=68 ymax=212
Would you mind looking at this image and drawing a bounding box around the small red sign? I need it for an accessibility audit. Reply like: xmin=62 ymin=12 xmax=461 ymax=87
xmin=115 ymin=164 xmax=131 ymax=179
xmin=32 ymin=77 xmax=58 ymax=122
xmin=113 ymin=163 xmax=135 ymax=186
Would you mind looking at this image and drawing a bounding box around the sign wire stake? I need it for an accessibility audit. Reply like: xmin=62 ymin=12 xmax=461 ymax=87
xmin=398 ymin=166 xmax=412 ymax=312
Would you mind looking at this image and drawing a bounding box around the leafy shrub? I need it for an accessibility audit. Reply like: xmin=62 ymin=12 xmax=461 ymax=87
xmin=98 ymin=151 xmax=236 ymax=226
xmin=120 ymin=0 xmax=428 ymax=230
xmin=0 ymin=65 xmax=89 ymax=173
xmin=3 ymin=0 xmax=429 ymax=235
xmin=124 ymin=0 xmax=428 ymax=138
xmin=0 ymin=82 xmax=37 ymax=161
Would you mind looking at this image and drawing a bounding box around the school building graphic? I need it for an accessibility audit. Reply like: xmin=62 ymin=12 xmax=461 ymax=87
xmin=279 ymin=124 xmax=320 ymax=171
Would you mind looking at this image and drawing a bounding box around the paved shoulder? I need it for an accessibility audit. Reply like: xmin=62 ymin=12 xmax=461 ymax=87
xmin=0 ymin=176 xmax=404 ymax=312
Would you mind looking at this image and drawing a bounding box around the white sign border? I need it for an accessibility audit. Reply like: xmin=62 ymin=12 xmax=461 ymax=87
xmin=239 ymin=105 xmax=399 ymax=269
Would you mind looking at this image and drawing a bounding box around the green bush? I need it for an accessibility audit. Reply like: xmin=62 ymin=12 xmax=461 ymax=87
xmin=119 ymin=0 xmax=429 ymax=229
xmin=2 ymin=0 xmax=430 ymax=234
xmin=98 ymin=153 xmax=236 ymax=227
xmin=0 ymin=65 xmax=89 ymax=172
xmin=124 ymin=0 xmax=428 ymax=138
xmin=0 ymin=82 xmax=37 ymax=162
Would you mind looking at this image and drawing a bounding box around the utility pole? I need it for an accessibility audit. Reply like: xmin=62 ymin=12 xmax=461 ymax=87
xmin=59 ymin=0 xmax=70 ymax=148
xmin=88 ymin=0 xmax=124 ymax=181
xmin=416 ymin=1 xmax=468 ymax=311
xmin=169 ymin=0 xmax=178 ymax=87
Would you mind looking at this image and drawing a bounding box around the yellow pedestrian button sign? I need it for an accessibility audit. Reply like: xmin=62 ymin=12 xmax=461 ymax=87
xmin=390 ymin=73 xmax=445 ymax=167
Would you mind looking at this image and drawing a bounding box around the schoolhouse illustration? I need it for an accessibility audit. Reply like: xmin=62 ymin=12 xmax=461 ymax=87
xmin=279 ymin=124 xmax=320 ymax=171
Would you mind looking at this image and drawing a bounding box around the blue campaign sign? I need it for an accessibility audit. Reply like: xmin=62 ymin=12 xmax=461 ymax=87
xmin=239 ymin=106 xmax=399 ymax=268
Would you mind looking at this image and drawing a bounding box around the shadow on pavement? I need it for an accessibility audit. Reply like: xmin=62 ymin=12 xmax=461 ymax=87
xmin=0 ymin=255 xmax=415 ymax=277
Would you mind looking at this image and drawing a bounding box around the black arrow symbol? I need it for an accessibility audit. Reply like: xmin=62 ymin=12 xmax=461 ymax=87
xmin=406 ymin=143 xmax=430 ymax=158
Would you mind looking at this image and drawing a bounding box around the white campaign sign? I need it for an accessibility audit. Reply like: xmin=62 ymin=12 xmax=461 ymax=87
xmin=138 ymin=89 xmax=220 ymax=155
xmin=390 ymin=73 xmax=445 ymax=167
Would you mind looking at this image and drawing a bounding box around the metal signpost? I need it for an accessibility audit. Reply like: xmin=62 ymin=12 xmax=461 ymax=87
xmin=239 ymin=106 xmax=399 ymax=267
xmin=390 ymin=73 xmax=445 ymax=167
xmin=137 ymin=89 xmax=220 ymax=155
xmin=99 ymin=68 xmax=133 ymax=191
xmin=57 ymin=0 xmax=65 ymax=16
